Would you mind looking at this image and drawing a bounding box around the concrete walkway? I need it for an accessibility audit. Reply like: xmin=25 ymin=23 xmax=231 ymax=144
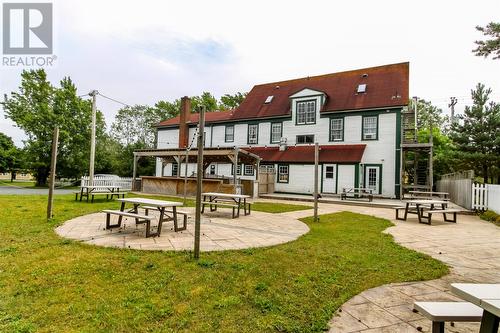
xmin=0 ymin=186 xmax=74 ymax=195
xmin=55 ymin=207 xmax=310 ymax=251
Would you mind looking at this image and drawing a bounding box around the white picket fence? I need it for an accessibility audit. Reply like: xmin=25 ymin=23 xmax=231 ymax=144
xmin=472 ymin=183 xmax=500 ymax=212
xmin=80 ymin=176 xmax=132 ymax=190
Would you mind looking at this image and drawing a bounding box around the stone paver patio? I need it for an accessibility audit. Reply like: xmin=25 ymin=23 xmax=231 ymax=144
xmin=55 ymin=207 xmax=310 ymax=251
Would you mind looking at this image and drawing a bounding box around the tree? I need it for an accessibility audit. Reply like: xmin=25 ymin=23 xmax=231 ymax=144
xmin=111 ymin=105 xmax=161 ymax=147
xmin=450 ymin=83 xmax=500 ymax=183
xmin=409 ymin=98 xmax=447 ymax=131
xmin=473 ymin=22 xmax=500 ymax=60
xmin=2 ymin=69 xmax=105 ymax=185
xmin=219 ymin=92 xmax=247 ymax=110
xmin=190 ymin=92 xmax=218 ymax=112
xmin=155 ymin=99 xmax=181 ymax=121
xmin=0 ymin=133 xmax=25 ymax=181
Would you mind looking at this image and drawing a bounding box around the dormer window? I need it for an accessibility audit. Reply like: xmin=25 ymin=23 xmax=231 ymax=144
xmin=296 ymin=100 xmax=316 ymax=125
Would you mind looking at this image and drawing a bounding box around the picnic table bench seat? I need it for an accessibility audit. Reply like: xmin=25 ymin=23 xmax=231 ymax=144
xmin=423 ymin=209 xmax=461 ymax=224
xmin=413 ymin=301 xmax=483 ymax=333
xmin=142 ymin=205 xmax=189 ymax=229
xmin=102 ymin=209 xmax=156 ymax=237
xmin=202 ymin=201 xmax=239 ymax=218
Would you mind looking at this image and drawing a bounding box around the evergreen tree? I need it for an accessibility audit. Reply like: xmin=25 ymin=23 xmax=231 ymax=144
xmin=450 ymin=83 xmax=500 ymax=183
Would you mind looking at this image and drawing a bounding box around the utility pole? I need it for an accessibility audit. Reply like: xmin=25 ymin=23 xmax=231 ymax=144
xmin=449 ymin=97 xmax=457 ymax=124
xmin=194 ymin=106 xmax=205 ymax=259
xmin=47 ymin=127 xmax=59 ymax=220
xmin=88 ymin=90 xmax=99 ymax=186
xmin=313 ymin=142 xmax=319 ymax=222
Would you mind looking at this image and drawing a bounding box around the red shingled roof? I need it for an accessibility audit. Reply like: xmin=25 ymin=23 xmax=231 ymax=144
xmin=245 ymin=144 xmax=366 ymax=163
xmin=157 ymin=110 xmax=234 ymax=127
xmin=157 ymin=62 xmax=408 ymax=127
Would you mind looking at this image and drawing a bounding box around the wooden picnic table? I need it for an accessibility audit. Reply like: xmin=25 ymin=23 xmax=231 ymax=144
xmin=451 ymin=283 xmax=500 ymax=333
xmin=113 ymin=197 xmax=184 ymax=237
xmin=397 ymin=199 xmax=449 ymax=224
xmin=201 ymin=192 xmax=251 ymax=218
xmin=76 ymin=185 xmax=123 ymax=202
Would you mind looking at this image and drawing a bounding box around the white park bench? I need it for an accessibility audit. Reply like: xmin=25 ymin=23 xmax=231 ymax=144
xmin=413 ymin=301 xmax=483 ymax=333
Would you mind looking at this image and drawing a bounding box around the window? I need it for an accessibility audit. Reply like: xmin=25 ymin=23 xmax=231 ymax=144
xmin=264 ymin=95 xmax=274 ymax=103
xmin=325 ymin=166 xmax=334 ymax=179
xmin=362 ymin=116 xmax=378 ymax=140
xmin=209 ymin=164 xmax=216 ymax=175
xmin=172 ymin=162 xmax=178 ymax=176
xmin=247 ymin=124 xmax=258 ymax=144
xmin=225 ymin=125 xmax=234 ymax=142
xmin=296 ymin=134 xmax=314 ymax=144
xmin=330 ymin=118 xmax=344 ymax=141
xmin=296 ymin=100 xmax=316 ymax=124
xmin=231 ymin=164 xmax=242 ymax=175
xmin=270 ymin=122 xmax=282 ymax=143
xmin=259 ymin=164 xmax=275 ymax=173
xmin=244 ymin=165 xmax=254 ymax=176
xmin=277 ymin=164 xmax=289 ymax=183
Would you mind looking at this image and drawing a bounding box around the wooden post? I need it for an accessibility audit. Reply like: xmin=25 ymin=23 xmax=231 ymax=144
xmin=233 ymin=147 xmax=239 ymax=194
xmin=194 ymin=106 xmax=205 ymax=259
xmin=184 ymin=149 xmax=189 ymax=203
xmin=132 ymin=153 xmax=137 ymax=190
xmin=313 ymin=142 xmax=319 ymax=222
xmin=47 ymin=127 xmax=59 ymax=220
xmin=89 ymin=90 xmax=98 ymax=186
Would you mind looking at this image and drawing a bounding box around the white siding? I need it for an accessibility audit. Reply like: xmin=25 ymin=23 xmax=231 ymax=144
xmin=155 ymin=109 xmax=399 ymax=197
xmin=275 ymin=164 xmax=315 ymax=194
xmin=337 ymin=165 xmax=355 ymax=192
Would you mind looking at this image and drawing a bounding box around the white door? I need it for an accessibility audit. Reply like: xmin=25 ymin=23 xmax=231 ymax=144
xmin=322 ymin=164 xmax=336 ymax=193
xmin=365 ymin=166 xmax=380 ymax=194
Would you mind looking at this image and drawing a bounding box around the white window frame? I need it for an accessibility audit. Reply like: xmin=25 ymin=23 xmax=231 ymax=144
xmin=270 ymin=122 xmax=282 ymax=143
xmin=225 ymin=125 xmax=234 ymax=142
xmin=330 ymin=118 xmax=344 ymax=141
xmin=296 ymin=100 xmax=316 ymax=125
xmin=244 ymin=164 xmax=254 ymax=176
xmin=362 ymin=116 xmax=378 ymax=140
xmin=248 ymin=124 xmax=258 ymax=144
xmin=277 ymin=164 xmax=289 ymax=183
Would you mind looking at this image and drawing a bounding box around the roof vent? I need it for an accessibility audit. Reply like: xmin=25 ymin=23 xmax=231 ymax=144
xmin=357 ymin=84 xmax=367 ymax=93
xmin=275 ymin=85 xmax=280 ymax=89
xmin=362 ymin=73 xmax=368 ymax=78
xmin=264 ymin=95 xmax=274 ymax=104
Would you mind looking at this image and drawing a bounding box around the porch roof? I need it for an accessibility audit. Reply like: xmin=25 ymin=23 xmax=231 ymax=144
xmin=133 ymin=147 xmax=261 ymax=165
xmin=245 ymin=144 xmax=366 ymax=163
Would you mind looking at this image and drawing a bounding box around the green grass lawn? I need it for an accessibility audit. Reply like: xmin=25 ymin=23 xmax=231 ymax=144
xmin=0 ymin=194 xmax=448 ymax=333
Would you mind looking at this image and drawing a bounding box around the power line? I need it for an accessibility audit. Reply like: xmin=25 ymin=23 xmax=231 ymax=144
xmin=98 ymin=93 xmax=131 ymax=107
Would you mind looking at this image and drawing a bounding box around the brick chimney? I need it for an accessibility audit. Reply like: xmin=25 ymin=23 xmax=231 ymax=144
xmin=179 ymin=96 xmax=190 ymax=148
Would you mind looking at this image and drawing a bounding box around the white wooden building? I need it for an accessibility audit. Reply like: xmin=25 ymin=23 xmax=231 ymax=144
xmin=155 ymin=62 xmax=409 ymax=198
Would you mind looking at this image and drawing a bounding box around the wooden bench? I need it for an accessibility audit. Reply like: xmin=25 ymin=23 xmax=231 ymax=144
xmin=341 ymin=188 xmax=373 ymax=202
xmin=102 ymin=209 xmax=157 ymax=237
xmin=212 ymin=198 xmax=252 ymax=216
xmin=413 ymin=301 xmax=482 ymax=333
xmin=422 ymin=209 xmax=461 ymax=225
xmin=142 ymin=205 xmax=189 ymax=231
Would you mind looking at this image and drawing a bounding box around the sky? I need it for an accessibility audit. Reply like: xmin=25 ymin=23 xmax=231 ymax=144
xmin=1 ymin=0 xmax=499 ymax=146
